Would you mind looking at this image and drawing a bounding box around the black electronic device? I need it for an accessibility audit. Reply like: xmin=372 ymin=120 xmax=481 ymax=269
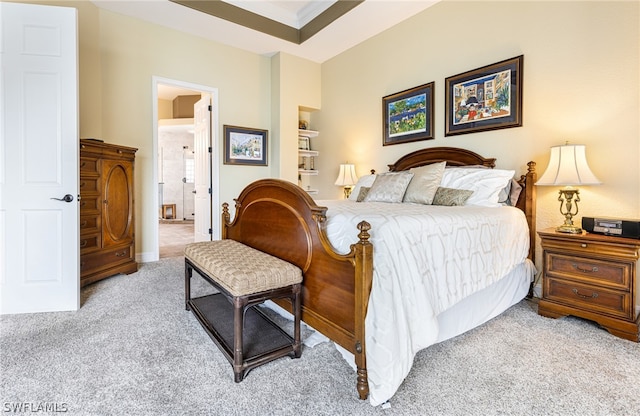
xmin=582 ymin=216 xmax=640 ymax=239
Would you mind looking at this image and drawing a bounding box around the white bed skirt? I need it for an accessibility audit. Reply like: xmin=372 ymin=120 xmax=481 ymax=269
xmin=334 ymin=259 xmax=535 ymax=384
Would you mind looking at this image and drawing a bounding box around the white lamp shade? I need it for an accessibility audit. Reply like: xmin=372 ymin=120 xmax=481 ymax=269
xmin=536 ymin=144 xmax=601 ymax=186
xmin=334 ymin=163 xmax=358 ymax=186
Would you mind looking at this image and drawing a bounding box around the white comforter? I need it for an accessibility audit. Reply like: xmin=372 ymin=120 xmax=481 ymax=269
xmin=318 ymin=200 xmax=531 ymax=406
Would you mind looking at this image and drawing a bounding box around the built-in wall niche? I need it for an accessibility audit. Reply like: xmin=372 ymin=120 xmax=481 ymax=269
xmin=158 ymin=119 xmax=195 ymax=221
xmin=298 ymin=108 xmax=319 ymax=195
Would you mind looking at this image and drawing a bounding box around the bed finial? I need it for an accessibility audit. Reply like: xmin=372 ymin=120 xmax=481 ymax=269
xmin=527 ymin=160 xmax=536 ymax=174
xmin=357 ymin=221 xmax=371 ymax=243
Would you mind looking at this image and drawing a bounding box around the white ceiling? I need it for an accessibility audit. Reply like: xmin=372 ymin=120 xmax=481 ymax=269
xmin=91 ymin=0 xmax=439 ymax=64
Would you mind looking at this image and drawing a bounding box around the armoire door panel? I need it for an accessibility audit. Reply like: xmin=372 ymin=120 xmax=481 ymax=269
xmin=102 ymin=160 xmax=133 ymax=247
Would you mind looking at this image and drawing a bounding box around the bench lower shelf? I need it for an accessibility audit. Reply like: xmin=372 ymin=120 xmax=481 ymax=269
xmin=188 ymin=293 xmax=297 ymax=375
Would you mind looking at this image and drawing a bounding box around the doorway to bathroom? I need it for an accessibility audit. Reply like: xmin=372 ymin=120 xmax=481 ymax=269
xmin=154 ymin=78 xmax=219 ymax=260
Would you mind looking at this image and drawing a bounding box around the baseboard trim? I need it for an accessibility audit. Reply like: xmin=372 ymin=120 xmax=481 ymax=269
xmin=137 ymin=252 xmax=158 ymax=263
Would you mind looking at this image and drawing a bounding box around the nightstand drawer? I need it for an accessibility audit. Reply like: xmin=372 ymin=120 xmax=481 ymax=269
xmin=546 ymin=253 xmax=630 ymax=290
xmin=541 ymin=237 xmax=640 ymax=260
xmin=545 ymin=278 xmax=633 ymax=320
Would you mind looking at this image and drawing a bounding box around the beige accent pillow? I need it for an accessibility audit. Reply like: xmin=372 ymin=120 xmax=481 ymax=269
xmin=403 ymin=161 xmax=447 ymax=205
xmin=363 ymin=172 xmax=414 ymax=203
xmin=432 ymin=187 xmax=474 ymax=206
xmin=348 ymin=175 xmax=376 ymax=201
xmin=356 ymin=186 xmax=370 ymax=202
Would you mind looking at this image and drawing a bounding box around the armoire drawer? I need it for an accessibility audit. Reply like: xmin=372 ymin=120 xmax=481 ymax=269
xmin=80 ymin=244 xmax=134 ymax=274
xmin=79 ymin=234 xmax=100 ymax=253
xmin=79 ymin=177 xmax=99 ymax=193
xmin=80 ymin=157 xmax=99 ymax=174
xmin=79 ymin=196 xmax=100 ymax=214
xmin=80 ymin=215 xmax=100 ymax=234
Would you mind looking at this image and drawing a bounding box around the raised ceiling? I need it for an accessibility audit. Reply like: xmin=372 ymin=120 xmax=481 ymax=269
xmin=91 ymin=0 xmax=439 ymax=63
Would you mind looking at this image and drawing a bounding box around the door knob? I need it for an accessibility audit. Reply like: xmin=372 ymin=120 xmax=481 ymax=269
xmin=51 ymin=194 xmax=74 ymax=202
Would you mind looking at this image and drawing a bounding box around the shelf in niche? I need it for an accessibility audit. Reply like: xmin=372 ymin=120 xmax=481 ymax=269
xmin=298 ymin=150 xmax=319 ymax=157
xmin=304 ymin=189 xmax=319 ymax=195
xmin=298 ymin=129 xmax=319 ymax=138
xmin=298 ymin=169 xmax=319 ymax=176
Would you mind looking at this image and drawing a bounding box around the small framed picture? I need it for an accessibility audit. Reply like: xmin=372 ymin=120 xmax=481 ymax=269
xmin=223 ymin=125 xmax=268 ymax=166
xmin=298 ymin=136 xmax=310 ymax=150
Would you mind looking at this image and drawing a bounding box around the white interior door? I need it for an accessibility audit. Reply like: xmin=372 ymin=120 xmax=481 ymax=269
xmin=193 ymin=94 xmax=212 ymax=242
xmin=0 ymin=2 xmax=79 ymax=314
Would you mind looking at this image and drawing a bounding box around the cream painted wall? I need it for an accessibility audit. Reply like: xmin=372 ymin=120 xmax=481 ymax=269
xmin=96 ymin=9 xmax=275 ymax=259
xmin=316 ymin=0 xmax=639 ymax=267
xmin=271 ymin=53 xmax=322 ymax=183
xmin=158 ymin=99 xmax=173 ymax=120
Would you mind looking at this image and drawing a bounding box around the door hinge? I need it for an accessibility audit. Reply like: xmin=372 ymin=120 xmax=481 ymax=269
xmin=208 ymin=105 xmax=212 ymax=112
xmin=208 ymin=228 xmax=213 ymax=235
xmin=208 ymin=188 xmax=212 ymax=194
xmin=208 ymin=147 xmax=212 ymax=153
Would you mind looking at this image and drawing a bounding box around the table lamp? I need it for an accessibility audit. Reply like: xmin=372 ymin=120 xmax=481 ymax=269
xmin=335 ymin=163 xmax=358 ymax=199
xmin=536 ymin=143 xmax=601 ymax=233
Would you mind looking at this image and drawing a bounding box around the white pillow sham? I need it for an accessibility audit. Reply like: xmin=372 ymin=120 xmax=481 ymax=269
xmin=440 ymin=167 xmax=515 ymax=207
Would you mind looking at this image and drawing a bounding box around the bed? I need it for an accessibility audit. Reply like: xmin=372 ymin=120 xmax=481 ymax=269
xmin=221 ymin=147 xmax=537 ymax=405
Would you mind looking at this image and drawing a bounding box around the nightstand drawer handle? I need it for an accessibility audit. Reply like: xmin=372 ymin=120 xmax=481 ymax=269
xmin=572 ymin=263 xmax=598 ymax=273
xmin=572 ymin=288 xmax=598 ymax=299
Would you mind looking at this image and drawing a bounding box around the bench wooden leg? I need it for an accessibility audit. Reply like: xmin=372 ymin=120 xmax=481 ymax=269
xmin=292 ymin=284 xmax=302 ymax=358
xmin=233 ymin=296 xmax=245 ymax=382
xmin=185 ymin=262 xmax=192 ymax=311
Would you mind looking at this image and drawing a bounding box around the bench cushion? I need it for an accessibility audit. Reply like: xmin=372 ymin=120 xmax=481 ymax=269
xmin=184 ymin=240 xmax=302 ymax=296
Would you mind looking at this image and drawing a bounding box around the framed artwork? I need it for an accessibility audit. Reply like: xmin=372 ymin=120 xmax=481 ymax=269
xmin=382 ymin=82 xmax=434 ymax=146
xmin=445 ymin=55 xmax=523 ymax=136
xmin=298 ymin=136 xmax=310 ymax=150
xmin=223 ymin=125 xmax=268 ymax=166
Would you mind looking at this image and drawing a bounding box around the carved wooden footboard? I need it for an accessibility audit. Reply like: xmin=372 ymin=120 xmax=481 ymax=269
xmin=221 ymin=179 xmax=374 ymax=399
xmin=221 ymin=147 xmax=537 ymax=401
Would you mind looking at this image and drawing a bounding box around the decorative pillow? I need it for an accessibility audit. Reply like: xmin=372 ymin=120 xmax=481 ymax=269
xmin=363 ymin=172 xmax=414 ymax=203
xmin=497 ymin=178 xmax=523 ymax=206
xmin=348 ymin=174 xmax=376 ymax=201
xmin=402 ymin=161 xmax=446 ymax=205
xmin=440 ymin=167 xmax=515 ymax=207
xmin=432 ymin=187 xmax=474 ymax=206
xmin=355 ymin=186 xmax=370 ymax=202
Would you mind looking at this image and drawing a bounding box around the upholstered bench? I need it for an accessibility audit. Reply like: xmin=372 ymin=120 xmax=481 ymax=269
xmin=184 ymin=239 xmax=303 ymax=382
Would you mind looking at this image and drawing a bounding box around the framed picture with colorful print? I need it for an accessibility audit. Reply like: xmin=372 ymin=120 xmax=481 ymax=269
xmin=445 ymin=55 xmax=523 ymax=136
xmin=223 ymin=125 xmax=268 ymax=166
xmin=382 ymin=82 xmax=434 ymax=146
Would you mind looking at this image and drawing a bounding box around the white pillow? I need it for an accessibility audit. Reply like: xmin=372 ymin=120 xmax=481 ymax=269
xmin=440 ymin=167 xmax=515 ymax=207
xmin=403 ymin=161 xmax=447 ymax=205
xmin=348 ymin=174 xmax=376 ymax=201
xmin=363 ymin=172 xmax=414 ymax=203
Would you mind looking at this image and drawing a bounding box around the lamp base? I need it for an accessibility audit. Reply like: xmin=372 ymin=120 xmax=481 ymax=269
xmin=556 ymin=224 xmax=583 ymax=234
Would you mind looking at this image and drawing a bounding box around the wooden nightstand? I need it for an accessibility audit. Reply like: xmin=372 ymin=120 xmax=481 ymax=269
xmin=538 ymin=228 xmax=640 ymax=342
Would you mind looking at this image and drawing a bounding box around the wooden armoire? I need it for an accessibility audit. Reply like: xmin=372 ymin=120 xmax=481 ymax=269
xmin=79 ymin=139 xmax=138 ymax=287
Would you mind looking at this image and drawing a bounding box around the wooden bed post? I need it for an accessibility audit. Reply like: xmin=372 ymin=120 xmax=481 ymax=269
xmin=353 ymin=221 xmax=373 ymax=400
